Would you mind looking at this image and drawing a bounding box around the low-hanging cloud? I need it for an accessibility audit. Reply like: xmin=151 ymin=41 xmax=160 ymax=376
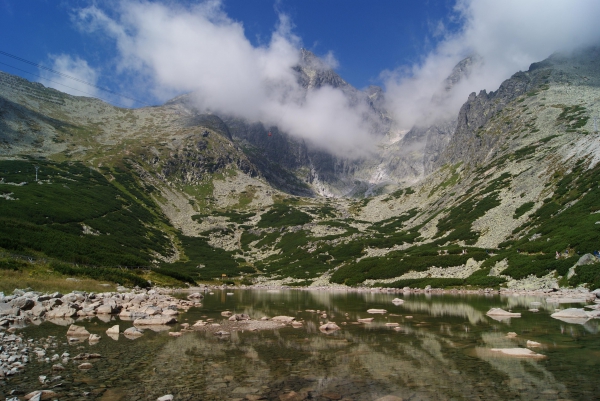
xmin=384 ymin=0 xmax=600 ymax=130
xmin=75 ymin=1 xmax=375 ymax=158
xmin=40 ymin=54 xmax=99 ymax=97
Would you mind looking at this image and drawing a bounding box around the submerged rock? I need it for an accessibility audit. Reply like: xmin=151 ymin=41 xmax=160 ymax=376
xmin=367 ymin=309 xmax=387 ymax=314
xmin=489 ymin=348 xmax=546 ymax=358
xmin=271 ymin=316 xmax=295 ymax=322
xmin=319 ymin=322 xmax=340 ymax=332
xmin=134 ymin=316 xmax=177 ymax=325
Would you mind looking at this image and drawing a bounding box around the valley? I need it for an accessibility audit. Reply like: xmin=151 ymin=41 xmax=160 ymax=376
xmin=1 ymin=48 xmax=600 ymax=293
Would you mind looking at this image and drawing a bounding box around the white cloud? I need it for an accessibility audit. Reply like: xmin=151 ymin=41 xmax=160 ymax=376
xmin=383 ymin=0 xmax=600 ymax=130
xmin=39 ymin=54 xmax=99 ymax=97
xmin=76 ymin=1 xmax=375 ymax=158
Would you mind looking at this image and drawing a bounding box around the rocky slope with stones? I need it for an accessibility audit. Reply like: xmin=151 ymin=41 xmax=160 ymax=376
xmin=1 ymin=47 xmax=600 ymax=291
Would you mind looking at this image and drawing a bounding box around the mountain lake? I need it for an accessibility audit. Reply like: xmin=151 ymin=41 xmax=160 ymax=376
xmin=4 ymin=289 xmax=600 ymax=400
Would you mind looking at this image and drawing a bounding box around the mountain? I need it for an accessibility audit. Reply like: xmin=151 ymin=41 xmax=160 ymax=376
xmin=1 ymin=47 xmax=599 ymax=291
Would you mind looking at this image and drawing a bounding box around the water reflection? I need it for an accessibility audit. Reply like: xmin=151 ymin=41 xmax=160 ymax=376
xmin=8 ymin=290 xmax=600 ymax=400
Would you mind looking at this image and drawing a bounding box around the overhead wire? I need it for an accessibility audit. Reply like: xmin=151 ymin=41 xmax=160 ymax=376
xmin=0 ymin=60 xmax=134 ymax=109
xmin=0 ymin=49 xmax=152 ymax=107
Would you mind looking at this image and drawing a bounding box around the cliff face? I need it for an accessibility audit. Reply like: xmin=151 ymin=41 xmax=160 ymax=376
xmin=438 ymin=47 xmax=600 ymax=168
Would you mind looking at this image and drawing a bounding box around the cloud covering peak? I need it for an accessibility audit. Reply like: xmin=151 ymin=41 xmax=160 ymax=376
xmin=383 ymin=0 xmax=600 ymax=129
xmin=77 ymin=1 xmax=375 ymax=158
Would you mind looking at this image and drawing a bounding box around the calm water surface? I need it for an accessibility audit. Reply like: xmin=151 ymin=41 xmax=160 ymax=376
xmin=5 ymin=290 xmax=600 ymax=400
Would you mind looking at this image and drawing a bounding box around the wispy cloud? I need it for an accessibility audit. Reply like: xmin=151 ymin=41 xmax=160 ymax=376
xmin=39 ymin=54 xmax=99 ymax=97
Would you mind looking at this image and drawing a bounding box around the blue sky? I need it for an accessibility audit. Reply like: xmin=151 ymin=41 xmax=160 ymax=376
xmin=0 ymin=0 xmax=457 ymax=104
xmin=1 ymin=1 xmax=599 ymax=155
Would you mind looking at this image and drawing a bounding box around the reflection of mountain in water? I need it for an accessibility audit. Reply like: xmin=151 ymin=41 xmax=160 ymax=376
xmin=397 ymin=300 xmax=487 ymax=325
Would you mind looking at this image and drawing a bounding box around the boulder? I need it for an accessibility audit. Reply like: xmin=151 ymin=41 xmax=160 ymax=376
xmin=66 ymin=324 xmax=90 ymax=337
xmin=367 ymin=309 xmax=387 ymax=314
xmin=106 ymin=325 xmax=120 ymax=335
xmin=78 ymin=363 xmax=93 ymax=369
xmin=526 ymin=340 xmax=541 ymax=347
xmin=134 ymin=316 xmax=177 ymax=325
xmin=271 ymin=316 xmax=295 ymax=323
xmin=161 ymin=309 xmax=179 ymax=316
xmin=96 ymin=304 xmax=117 ymax=314
xmin=89 ymin=334 xmax=101 ymax=343
xmin=551 ymin=308 xmax=589 ymax=319
xmin=168 ymin=332 xmax=182 ymax=337
xmin=123 ymin=327 xmax=144 ymax=337
xmin=291 ymin=321 xmax=303 ymax=328
xmin=119 ymin=310 xmax=148 ymax=319
xmin=486 ymin=308 xmax=521 ymax=317
xmin=10 ymin=297 xmax=34 ymax=310
xmin=47 ymin=305 xmax=79 ymax=318
xmin=221 ymin=311 xmax=233 ymax=317
xmin=24 ymin=390 xmax=57 ymax=400
xmin=391 ymin=298 xmax=404 ymax=304
xmin=228 ymin=313 xmax=250 ymax=321
xmin=319 ymin=322 xmax=341 ymax=332
xmin=187 ymin=293 xmax=203 ymax=300
xmin=157 ymin=395 xmax=174 ymax=401
xmin=489 ymin=348 xmax=546 ymax=358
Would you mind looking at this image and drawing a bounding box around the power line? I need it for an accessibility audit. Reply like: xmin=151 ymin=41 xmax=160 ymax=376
xmin=0 ymin=49 xmax=152 ymax=107
xmin=0 ymin=60 xmax=133 ymax=108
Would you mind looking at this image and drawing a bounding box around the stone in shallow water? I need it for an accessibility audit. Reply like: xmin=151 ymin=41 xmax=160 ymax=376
xmin=66 ymin=324 xmax=90 ymax=337
xmin=374 ymin=396 xmax=404 ymax=401
xmin=486 ymin=308 xmax=521 ymax=317
xmin=489 ymin=348 xmax=546 ymax=358
xmin=367 ymin=309 xmax=387 ymax=314
xmin=272 ymin=316 xmax=295 ymax=322
xmin=319 ymin=323 xmax=340 ymax=333
xmin=232 ymin=387 xmax=259 ymax=394
xmin=156 ymin=395 xmax=174 ymax=401
xmin=279 ymin=391 xmax=307 ymax=401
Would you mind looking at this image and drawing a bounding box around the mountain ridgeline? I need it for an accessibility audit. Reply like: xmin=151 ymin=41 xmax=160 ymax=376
xmin=0 ymin=47 xmax=599 ymax=290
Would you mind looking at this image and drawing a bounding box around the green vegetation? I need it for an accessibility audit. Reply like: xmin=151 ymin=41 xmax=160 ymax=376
xmin=513 ymin=202 xmax=535 ymax=219
xmin=165 ymin=235 xmax=240 ymax=281
xmin=50 ymin=262 xmax=150 ymax=288
xmin=488 ymin=160 xmax=600 ymax=282
xmin=0 ymin=160 xmax=171 ymax=267
xmin=257 ymin=203 xmax=312 ymax=228
xmin=556 ymin=104 xmax=589 ymax=132
xmin=569 ymin=264 xmax=600 ymax=289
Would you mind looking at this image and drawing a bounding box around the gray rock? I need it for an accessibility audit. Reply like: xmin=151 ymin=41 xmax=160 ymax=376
xmin=577 ymin=253 xmax=599 ymax=266
xmin=66 ymin=324 xmax=90 ymax=337
xmin=10 ymin=297 xmax=34 ymax=310
xmin=124 ymin=327 xmax=144 ymax=337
